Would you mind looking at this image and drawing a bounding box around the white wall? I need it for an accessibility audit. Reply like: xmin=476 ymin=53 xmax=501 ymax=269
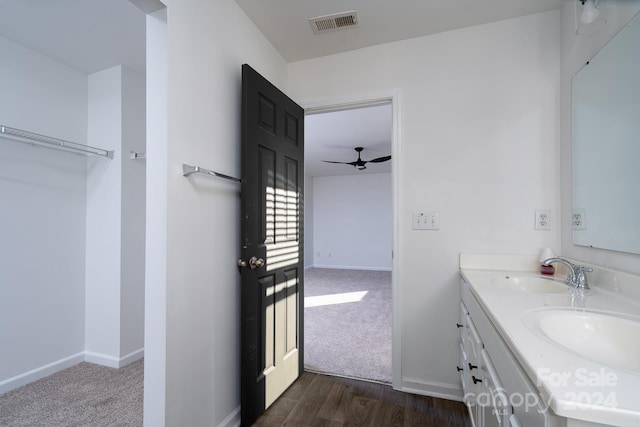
xmin=0 ymin=36 xmax=88 ymax=392
xmin=0 ymin=36 xmax=88 ymax=143
xmin=560 ymin=2 xmax=640 ymax=274
xmin=120 ymin=67 xmax=146 ymax=361
xmin=312 ymin=173 xmax=392 ymax=270
xmin=144 ymin=7 xmax=168 ymax=427
xmin=85 ymin=65 xmax=146 ymax=367
xmin=85 ymin=67 xmax=123 ymax=364
xmin=288 ymin=10 xmax=561 ymax=398
xmin=304 ymin=174 xmax=314 ymax=269
xmin=145 ymin=0 xmax=288 ymax=425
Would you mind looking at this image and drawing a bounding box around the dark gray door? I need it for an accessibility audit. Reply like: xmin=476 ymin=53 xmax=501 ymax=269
xmin=240 ymin=64 xmax=304 ymax=426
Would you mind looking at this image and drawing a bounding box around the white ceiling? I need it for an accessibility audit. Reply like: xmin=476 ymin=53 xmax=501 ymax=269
xmin=235 ymin=0 xmax=562 ymax=62
xmin=0 ymin=0 xmax=562 ymax=177
xmin=0 ymin=0 xmax=146 ymax=75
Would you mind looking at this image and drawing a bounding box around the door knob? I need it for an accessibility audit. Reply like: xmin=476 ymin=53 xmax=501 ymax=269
xmin=249 ymin=256 xmax=265 ymax=269
xmin=237 ymin=256 xmax=265 ymax=269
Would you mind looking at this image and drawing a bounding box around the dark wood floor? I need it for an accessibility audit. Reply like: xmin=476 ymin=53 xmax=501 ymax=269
xmin=253 ymin=372 xmax=471 ymax=427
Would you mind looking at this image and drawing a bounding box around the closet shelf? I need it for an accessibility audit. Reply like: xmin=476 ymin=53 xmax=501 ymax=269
xmin=1 ymin=125 xmax=114 ymax=159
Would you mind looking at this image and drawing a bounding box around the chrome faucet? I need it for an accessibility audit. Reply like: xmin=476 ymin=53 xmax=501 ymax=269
xmin=542 ymin=257 xmax=593 ymax=290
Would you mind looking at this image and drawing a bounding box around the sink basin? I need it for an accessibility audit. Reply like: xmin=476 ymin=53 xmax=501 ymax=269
xmin=488 ymin=275 xmax=569 ymax=293
xmin=537 ymin=310 xmax=640 ymax=373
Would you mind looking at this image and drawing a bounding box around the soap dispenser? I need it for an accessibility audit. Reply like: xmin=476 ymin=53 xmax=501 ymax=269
xmin=539 ymin=247 xmax=555 ymax=275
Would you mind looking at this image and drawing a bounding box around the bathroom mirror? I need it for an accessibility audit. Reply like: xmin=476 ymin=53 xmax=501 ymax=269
xmin=572 ymin=11 xmax=640 ymax=254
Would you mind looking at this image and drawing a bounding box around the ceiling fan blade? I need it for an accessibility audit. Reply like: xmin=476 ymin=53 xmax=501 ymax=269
xmin=322 ymin=160 xmax=360 ymax=167
xmin=367 ymin=155 xmax=391 ymax=163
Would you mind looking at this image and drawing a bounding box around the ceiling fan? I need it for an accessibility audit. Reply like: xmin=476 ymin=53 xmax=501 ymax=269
xmin=322 ymin=147 xmax=391 ymax=170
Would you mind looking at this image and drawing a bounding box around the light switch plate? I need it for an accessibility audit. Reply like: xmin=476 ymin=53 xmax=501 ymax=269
xmin=413 ymin=212 xmax=439 ymax=230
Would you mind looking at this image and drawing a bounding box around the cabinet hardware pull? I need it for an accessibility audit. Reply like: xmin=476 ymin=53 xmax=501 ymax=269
xmin=456 ymin=323 xmax=463 ymax=328
xmin=472 ymin=376 xmax=482 ymax=384
xmin=469 ymin=363 xmax=478 ymax=370
xmin=457 ymin=366 xmax=463 ymax=372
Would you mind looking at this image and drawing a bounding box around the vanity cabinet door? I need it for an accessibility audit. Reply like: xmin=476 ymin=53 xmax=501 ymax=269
xmin=465 ymin=312 xmax=484 ymax=426
xmin=509 ymin=414 xmax=522 ymax=427
xmin=480 ymin=349 xmax=511 ymax=427
xmin=459 ymin=303 xmax=469 ymax=400
xmin=460 ymin=342 xmax=468 ymax=398
xmin=460 ymin=301 xmax=484 ymax=426
xmin=466 ymin=315 xmax=483 ymax=388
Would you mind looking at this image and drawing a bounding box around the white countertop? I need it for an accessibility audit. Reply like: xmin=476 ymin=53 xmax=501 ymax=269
xmin=460 ymin=263 xmax=640 ymax=426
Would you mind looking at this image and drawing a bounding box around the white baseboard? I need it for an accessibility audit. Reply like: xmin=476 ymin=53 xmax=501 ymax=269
xmin=119 ymin=348 xmax=145 ymax=367
xmin=0 ymin=348 xmax=145 ymax=394
xmin=311 ymin=264 xmax=392 ymax=271
xmin=84 ymin=348 xmax=144 ymax=368
xmin=218 ymin=406 xmax=240 ymax=427
xmin=0 ymin=352 xmax=85 ymax=395
xmin=398 ymin=377 xmax=464 ymax=402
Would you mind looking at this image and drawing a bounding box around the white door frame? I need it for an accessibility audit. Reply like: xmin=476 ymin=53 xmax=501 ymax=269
xmin=302 ymin=89 xmax=403 ymax=387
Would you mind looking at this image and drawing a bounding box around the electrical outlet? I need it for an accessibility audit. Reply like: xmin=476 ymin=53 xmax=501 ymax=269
xmin=573 ymin=209 xmax=586 ymax=230
xmin=535 ymin=209 xmax=551 ymax=231
xmin=413 ymin=212 xmax=440 ymax=230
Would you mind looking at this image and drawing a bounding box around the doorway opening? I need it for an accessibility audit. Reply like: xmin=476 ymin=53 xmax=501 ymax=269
xmin=302 ymin=99 xmax=397 ymax=384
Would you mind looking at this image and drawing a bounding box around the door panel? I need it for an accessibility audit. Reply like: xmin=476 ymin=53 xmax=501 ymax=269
xmin=240 ymin=64 xmax=304 ymax=426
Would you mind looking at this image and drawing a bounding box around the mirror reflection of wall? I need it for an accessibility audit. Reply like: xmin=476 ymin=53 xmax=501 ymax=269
xmin=572 ymin=11 xmax=640 ymax=254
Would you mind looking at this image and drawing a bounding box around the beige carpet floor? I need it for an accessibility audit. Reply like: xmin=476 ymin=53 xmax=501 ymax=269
xmin=0 ymin=359 xmax=143 ymax=426
xmin=304 ymin=268 xmax=392 ymax=383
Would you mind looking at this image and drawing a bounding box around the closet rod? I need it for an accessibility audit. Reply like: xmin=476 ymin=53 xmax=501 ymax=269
xmin=0 ymin=125 xmax=114 ymax=159
xmin=182 ymin=163 xmax=241 ymax=183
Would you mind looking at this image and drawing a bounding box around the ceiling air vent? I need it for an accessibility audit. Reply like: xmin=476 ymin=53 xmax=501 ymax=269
xmin=309 ymin=11 xmax=359 ymax=35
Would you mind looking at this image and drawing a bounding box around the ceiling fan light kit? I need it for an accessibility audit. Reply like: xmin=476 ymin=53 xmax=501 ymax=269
xmin=322 ymin=146 xmax=391 ymax=171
